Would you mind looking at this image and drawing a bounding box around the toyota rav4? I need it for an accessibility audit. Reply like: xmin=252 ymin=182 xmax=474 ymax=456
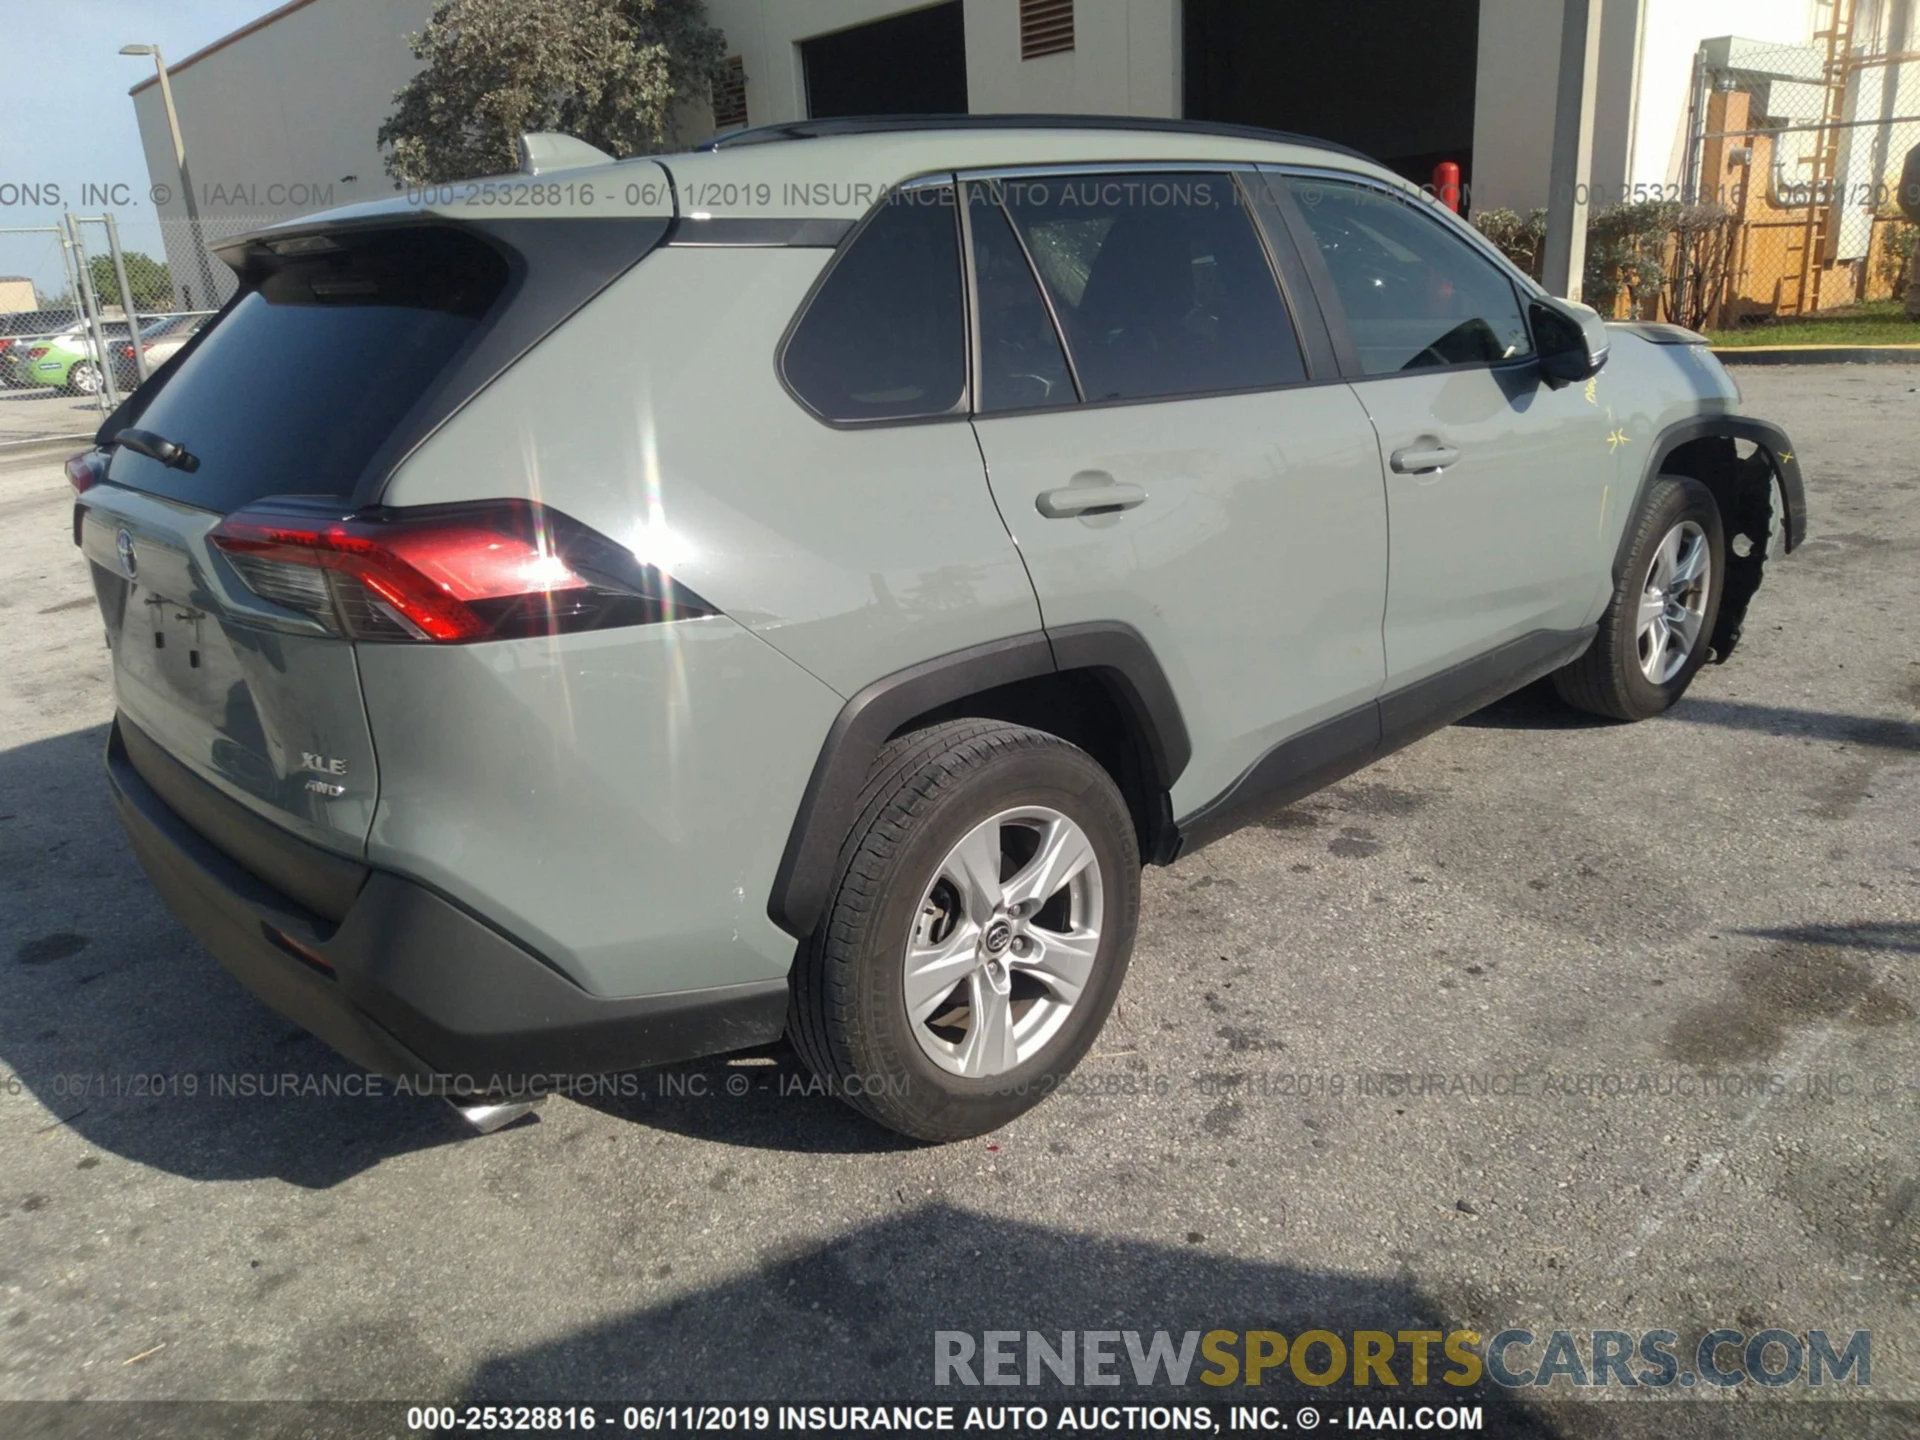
xmin=69 ymin=117 xmax=1805 ymax=1142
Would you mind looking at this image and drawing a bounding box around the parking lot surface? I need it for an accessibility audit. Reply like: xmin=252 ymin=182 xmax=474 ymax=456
xmin=1 ymin=366 xmax=1915 ymax=1438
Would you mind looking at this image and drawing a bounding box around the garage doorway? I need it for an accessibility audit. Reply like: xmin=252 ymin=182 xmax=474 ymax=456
xmin=1183 ymin=0 xmax=1479 ymax=196
xmin=802 ymin=2 xmax=969 ymax=119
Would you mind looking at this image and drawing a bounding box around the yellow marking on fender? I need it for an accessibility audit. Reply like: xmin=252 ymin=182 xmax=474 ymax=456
xmin=1605 ymin=427 xmax=1630 ymax=451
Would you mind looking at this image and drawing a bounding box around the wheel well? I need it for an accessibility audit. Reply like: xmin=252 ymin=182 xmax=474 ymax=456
xmin=1651 ymin=432 xmax=1779 ymax=662
xmin=890 ymin=669 xmax=1176 ymax=865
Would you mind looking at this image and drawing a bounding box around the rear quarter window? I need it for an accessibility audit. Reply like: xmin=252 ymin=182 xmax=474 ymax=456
xmin=106 ymin=226 xmax=510 ymax=512
xmin=780 ymin=185 xmax=967 ymax=423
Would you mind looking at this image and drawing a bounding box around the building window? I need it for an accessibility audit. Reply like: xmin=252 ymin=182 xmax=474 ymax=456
xmin=712 ymin=56 xmax=748 ymax=129
xmin=1019 ymin=0 xmax=1074 ymax=60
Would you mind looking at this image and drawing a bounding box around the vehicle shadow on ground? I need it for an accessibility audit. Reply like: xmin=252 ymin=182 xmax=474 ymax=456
xmin=460 ymin=1204 xmax=1565 ymax=1437
xmin=1457 ymin=679 xmax=1920 ymax=753
xmin=1453 ymin=677 xmax=1613 ymax=731
xmin=0 ymin=724 xmax=460 ymax=1188
xmin=0 ymin=723 xmax=930 ymax=1174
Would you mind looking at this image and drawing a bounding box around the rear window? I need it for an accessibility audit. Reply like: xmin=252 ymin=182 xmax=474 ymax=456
xmin=106 ymin=226 xmax=509 ymax=511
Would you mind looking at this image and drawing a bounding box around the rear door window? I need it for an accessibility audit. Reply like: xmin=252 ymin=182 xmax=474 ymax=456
xmin=994 ymin=171 xmax=1307 ymax=403
xmin=782 ymin=184 xmax=967 ymax=422
xmin=106 ymin=226 xmax=509 ymax=511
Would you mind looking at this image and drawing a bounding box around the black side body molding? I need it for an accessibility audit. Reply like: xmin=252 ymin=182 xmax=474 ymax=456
xmin=1173 ymin=627 xmax=1596 ymax=857
xmin=766 ymin=624 xmax=1190 ymax=938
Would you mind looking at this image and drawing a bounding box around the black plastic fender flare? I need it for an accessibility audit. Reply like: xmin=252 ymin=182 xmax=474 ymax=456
xmin=1620 ymin=414 xmax=1806 ymax=664
xmin=766 ymin=623 xmax=1189 ymax=939
xmin=1618 ymin=413 xmax=1807 ymax=577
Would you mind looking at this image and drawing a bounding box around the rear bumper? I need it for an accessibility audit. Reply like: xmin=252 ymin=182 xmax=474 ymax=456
xmin=106 ymin=716 xmax=787 ymax=1090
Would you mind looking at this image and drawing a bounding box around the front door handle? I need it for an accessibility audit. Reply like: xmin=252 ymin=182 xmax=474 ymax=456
xmin=1035 ymin=477 xmax=1148 ymax=518
xmin=1390 ymin=443 xmax=1461 ymax=475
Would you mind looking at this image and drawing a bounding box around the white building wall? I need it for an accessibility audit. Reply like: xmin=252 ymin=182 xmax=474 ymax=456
xmin=1469 ymin=0 xmax=1567 ymax=213
xmin=702 ymin=0 xmax=1180 ymax=125
xmin=1628 ymin=0 xmax=1813 ymax=189
xmin=962 ymin=0 xmax=1178 ymax=115
xmin=132 ymin=0 xmax=1788 ymax=287
xmin=130 ymin=0 xmax=434 ymax=305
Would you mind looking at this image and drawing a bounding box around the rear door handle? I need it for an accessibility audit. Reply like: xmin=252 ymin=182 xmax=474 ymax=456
xmin=1035 ymin=479 xmax=1148 ymax=518
xmin=1390 ymin=444 xmax=1460 ymax=475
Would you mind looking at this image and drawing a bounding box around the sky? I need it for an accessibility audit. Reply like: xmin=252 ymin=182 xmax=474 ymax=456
xmin=0 ymin=0 xmax=271 ymax=300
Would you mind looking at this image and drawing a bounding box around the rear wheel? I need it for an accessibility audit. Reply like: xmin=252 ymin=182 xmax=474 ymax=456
xmin=1554 ymin=474 xmax=1724 ymax=720
xmin=66 ymin=361 xmax=102 ymax=397
xmin=788 ymin=719 xmax=1139 ymax=1142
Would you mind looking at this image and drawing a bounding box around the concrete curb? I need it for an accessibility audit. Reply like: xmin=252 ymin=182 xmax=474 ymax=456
xmin=0 ymin=435 xmax=92 ymax=469
xmin=1713 ymin=344 xmax=1920 ymax=365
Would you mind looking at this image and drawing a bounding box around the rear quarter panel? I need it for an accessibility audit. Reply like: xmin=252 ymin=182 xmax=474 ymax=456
xmin=371 ymin=243 xmax=1043 ymax=996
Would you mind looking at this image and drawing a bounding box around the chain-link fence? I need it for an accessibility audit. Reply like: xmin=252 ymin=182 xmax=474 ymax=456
xmin=0 ymin=212 xmax=244 ymax=448
xmin=1683 ymin=0 xmax=1920 ymax=327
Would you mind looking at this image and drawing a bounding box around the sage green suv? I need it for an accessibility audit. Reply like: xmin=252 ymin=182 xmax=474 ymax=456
xmin=70 ymin=117 xmax=1804 ymax=1142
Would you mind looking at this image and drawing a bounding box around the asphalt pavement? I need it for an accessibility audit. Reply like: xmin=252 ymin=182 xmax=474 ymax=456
xmin=1 ymin=366 xmax=1915 ymax=1440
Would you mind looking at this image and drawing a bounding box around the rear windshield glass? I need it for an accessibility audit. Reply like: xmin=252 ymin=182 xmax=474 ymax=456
xmin=106 ymin=226 xmax=509 ymax=512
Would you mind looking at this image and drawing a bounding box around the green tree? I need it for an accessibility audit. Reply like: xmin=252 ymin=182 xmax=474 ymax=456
xmin=378 ymin=0 xmax=730 ymax=185
xmin=85 ymin=251 xmax=174 ymax=311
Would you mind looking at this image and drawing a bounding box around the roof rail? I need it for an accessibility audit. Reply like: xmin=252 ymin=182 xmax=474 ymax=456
xmin=698 ymin=113 xmax=1375 ymax=163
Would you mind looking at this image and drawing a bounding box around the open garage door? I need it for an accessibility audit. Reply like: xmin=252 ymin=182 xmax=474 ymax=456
xmin=1184 ymin=0 xmax=1479 ymax=195
xmin=802 ymin=2 xmax=968 ymax=120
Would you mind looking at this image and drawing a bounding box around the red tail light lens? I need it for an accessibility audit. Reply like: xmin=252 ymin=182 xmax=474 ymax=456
xmin=65 ymin=449 xmax=107 ymax=494
xmin=28 ymin=346 xmax=49 ymax=360
xmin=209 ymin=499 xmax=714 ymax=643
xmin=117 ymin=344 xmax=135 ymax=359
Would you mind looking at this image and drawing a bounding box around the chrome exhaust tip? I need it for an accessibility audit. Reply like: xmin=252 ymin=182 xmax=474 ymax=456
xmin=450 ymin=1096 xmax=546 ymax=1134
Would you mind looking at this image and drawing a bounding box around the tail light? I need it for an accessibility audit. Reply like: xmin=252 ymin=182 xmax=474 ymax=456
xmin=209 ymin=498 xmax=715 ymax=643
xmin=28 ymin=346 xmax=48 ymax=360
xmin=117 ymin=344 xmax=136 ymax=359
xmin=66 ymin=449 xmax=107 ymax=494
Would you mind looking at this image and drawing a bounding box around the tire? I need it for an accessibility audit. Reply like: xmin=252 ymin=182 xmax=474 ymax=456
xmin=1553 ymin=474 xmax=1725 ymax=720
xmin=788 ymin=719 xmax=1140 ymax=1142
xmin=66 ymin=361 xmax=102 ymax=397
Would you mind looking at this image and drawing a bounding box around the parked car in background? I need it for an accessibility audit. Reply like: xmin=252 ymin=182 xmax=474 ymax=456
xmin=0 ymin=308 xmax=81 ymax=388
xmin=70 ymin=117 xmax=1807 ymax=1143
xmin=14 ymin=322 xmax=131 ymax=395
xmin=112 ymin=313 xmax=208 ymax=389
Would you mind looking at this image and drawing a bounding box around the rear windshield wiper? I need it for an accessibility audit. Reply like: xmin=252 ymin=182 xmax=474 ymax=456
xmin=111 ymin=427 xmax=200 ymax=473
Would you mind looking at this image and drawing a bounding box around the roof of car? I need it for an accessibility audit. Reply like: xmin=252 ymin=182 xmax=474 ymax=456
xmin=238 ymin=117 xmax=1408 ymax=240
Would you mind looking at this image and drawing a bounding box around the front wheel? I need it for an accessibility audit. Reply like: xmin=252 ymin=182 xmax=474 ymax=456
xmin=787 ymin=719 xmax=1140 ymax=1142
xmin=1554 ymin=474 xmax=1725 ymax=720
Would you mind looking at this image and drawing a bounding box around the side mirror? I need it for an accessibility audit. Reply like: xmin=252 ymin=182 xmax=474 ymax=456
xmin=1530 ymin=295 xmax=1609 ymax=386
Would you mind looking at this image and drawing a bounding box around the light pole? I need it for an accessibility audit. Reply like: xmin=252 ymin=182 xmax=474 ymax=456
xmin=120 ymin=43 xmax=219 ymax=312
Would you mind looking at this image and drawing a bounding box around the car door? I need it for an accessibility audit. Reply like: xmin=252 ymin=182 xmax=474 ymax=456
xmin=962 ymin=168 xmax=1389 ymax=818
xmin=1268 ymin=171 xmax=1615 ymax=690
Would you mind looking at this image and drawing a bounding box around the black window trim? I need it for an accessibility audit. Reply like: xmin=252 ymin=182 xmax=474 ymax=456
xmin=775 ymin=159 xmax=1397 ymax=432
xmin=955 ymin=162 xmax=1341 ymax=422
xmin=772 ymin=171 xmax=975 ymax=430
xmin=958 ymin=176 xmax=1087 ymax=407
xmin=1261 ymin=165 xmax=1550 ymax=385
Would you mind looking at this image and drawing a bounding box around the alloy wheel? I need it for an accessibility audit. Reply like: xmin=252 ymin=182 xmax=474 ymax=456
xmin=1637 ymin=519 xmax=1711 ymax=684
xmin=903 ymin=806 xmax=1104 ymax=1078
